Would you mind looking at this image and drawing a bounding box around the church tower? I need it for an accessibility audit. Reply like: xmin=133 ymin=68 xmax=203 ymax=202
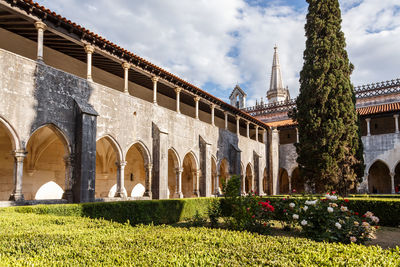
xmin=266 ymin=46 xmax=290 ymax=103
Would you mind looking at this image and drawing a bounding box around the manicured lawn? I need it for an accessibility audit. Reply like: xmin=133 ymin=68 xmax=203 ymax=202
xmin=0 ymin=210 xmax=399 ymax=266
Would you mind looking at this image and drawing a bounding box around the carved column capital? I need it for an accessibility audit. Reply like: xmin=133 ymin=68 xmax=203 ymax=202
xmin=175 ymin=167 xmax=184 ymax=174
xmin=84 ymin=44 xmax=95 ymax=54
xmin=122 ymin=62 xmax=131 ymax=70
xmin=174 ymin=87 xmax=182 ymax=93
xmin=34 ymin=21 xmax=47 ymax=31
xmin=13 ymin=150 xmax=27 ymax=162
xmin=151 ymin=76 xmax=159 ymax=83
xmin=194 ymin=96 xmax=201 ymax=102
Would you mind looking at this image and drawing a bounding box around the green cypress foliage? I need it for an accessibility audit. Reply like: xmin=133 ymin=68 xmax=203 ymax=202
xmin=290 ymin=0 xmax=363 ymax=195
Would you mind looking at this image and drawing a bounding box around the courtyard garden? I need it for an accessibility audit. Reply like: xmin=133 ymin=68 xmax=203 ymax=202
xmin=1 ymin=179 xmax=400 ymax=266
xmin=0 ymin=208 xmax=399 ymax=266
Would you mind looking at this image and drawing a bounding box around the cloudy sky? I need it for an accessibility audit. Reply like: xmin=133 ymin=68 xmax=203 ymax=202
xmin=36 ymin=0 xmax=400 ymax=106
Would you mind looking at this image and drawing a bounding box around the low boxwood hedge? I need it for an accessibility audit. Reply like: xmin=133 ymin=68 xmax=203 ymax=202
xmin=0 ymin=211 xmax=399 ymax=266
xmin=8 ymin=196 xmax=400 ymax=227
xmin=12 ymin=198 xmax=213 ymax=225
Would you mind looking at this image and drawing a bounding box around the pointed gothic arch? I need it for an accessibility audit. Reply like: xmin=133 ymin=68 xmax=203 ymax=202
xmin=245 ymin=162 xmax=253 ymax=194
xmin=279 ymin=168 xmax=289 ymax=194
xmin=24 ymin=124 xmax=70 ymax=200
xmin=0 ymin=118 xmax=20 ymax=200
xmin=124 ymin=141 xmax=151 ymax=197
xmin=95 ymin=135 xmax=123 ymax=198
xmin=182 ymin=151 xmax=199 ymax=198
xmin=368 ymin=160 xmax=391 ymax=194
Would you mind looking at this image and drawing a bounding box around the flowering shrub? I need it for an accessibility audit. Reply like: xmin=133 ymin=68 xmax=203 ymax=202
xmin=220 ymin=176 xmax=275 ymax=234
xmin=279 ymin=193 xmax=379 ymax=244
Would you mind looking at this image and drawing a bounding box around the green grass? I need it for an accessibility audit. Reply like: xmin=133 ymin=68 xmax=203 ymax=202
xmin=0 ymin=210 xmax=399 ymax=266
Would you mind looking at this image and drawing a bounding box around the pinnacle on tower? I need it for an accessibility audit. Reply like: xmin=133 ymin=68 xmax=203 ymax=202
xmin=266 ymin=46 xmax=289 ymax=103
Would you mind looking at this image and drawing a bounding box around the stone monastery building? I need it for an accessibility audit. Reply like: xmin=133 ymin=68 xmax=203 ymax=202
xmin=0 ymin=0 xmax=398 ymax=205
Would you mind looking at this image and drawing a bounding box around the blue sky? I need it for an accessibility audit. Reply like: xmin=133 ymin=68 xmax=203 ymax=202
xmin=36 ymin=0 xmax=400 ymax=106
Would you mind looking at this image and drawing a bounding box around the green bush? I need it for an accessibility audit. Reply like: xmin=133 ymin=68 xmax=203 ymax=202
xmin=0 ymin=211 xmax=399 ymax=266
xmin=12 ymin=198 xmax=213 ymax=225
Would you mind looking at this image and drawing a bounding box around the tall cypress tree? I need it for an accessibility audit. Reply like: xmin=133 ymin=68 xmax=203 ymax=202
xmin=291 ymin=0 xmax=363 ymax=195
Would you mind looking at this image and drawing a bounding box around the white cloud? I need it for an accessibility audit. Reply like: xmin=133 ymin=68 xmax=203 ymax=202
xmin=35 ymin=0 xmax=400 ymax=106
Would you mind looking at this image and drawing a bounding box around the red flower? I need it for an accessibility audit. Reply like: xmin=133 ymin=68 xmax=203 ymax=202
xmin=292 ymin=189 xmax=297 ymax=193
xmin=362 ymin=215 xmax=366 ymax=218
xmin=252 ymin=215 xmax=255 ymax=219
xmin=354 ymin=212 xmax=359 ymax=216
xmin=375 ymin=226 xmax=379 ymax=229
xmin=283 ymin=209 xmax=287 ymax=213
xmin=344 ymin=199 xmax=349 ymax=203
xmin=331 ymin=191 xmax=336 ymax=195
xmin=263 ymin=223 xmax=267 ymax=227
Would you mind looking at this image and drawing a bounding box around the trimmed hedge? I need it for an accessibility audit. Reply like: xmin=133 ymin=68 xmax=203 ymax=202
xmin=9 ymin=196 xmax=400 ymax=227
xmin=12 ymin=198 xmax=212 ymax=225
xmin=0 ymin=211 xmax=399 ymax=266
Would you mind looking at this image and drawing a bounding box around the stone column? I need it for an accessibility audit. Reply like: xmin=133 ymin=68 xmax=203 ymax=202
xmin=115 ymin=161 xmax=127 ymax=198
xmin=241 ymin=173 xmax=246 ymax=195
xmin=84 ymin=44 xmax=95 ymax=81
xmin=174 ymin=167 xmax=183 ymax=198
xmin=152 ymin=76 xmax=159 ymax=105
xmin=144 ymin=163 xmax=153 ymax=198
xmin=255 ymin=126 xmax=259 ymax=142
xmin=270 ymin=127 xmax=280 ymax=195
xmin=224 ymin=112 xmax=228 ymax=130
xmin=62 ymin=154 xmax=74 ymax=202
xmin=193 ymin=170 xmax=200 ymax=197
xmin=394 ymin=114 xmax=399 ymax=133
xmin=296 ymin=127 xmax=299 ymax=143
xmin=122 ymin=62 xmax=131 ymax=94
xmin=211 ymin=104 xmax=215 ymax=126
xmin=246 ymin=121 xmax=250 ymax=138
xmin=366 ymin=118 xmax=371 ymax=136
xmin=34 ymin=21 xmax=47 ymax=61
xmin=236 ymin=116 xmax=240 ymax=135
xmin=288 ymin=174 xmax=292 ymax=193
xmin=390 ymin=172 xmax=395 ymax=194
xmin=194 ymin=96 xmax=200 ymax=120
xmin=175 ymin=87 xmax=182 ymax=114
xmin=215 ymin=171 xmax=220 ymax=195
xmin=263 ymin=129 xmax=267 ymax=144
xmin=9 ymin=150 xmax=27 ymax=201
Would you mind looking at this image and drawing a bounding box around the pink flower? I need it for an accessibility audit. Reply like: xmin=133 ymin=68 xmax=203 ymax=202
xmin=252 ymin=215 xmax=255 ymax=219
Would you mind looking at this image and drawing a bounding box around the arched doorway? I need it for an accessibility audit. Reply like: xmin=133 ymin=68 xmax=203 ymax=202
xmin=0 ymin=121 xmax=17 ymax=200
xmin=368 ymin=161 xmax=391 ymax=194
xmin=211 ymin=157 xmax=217 ymax=195
xmin=245 ymin=163 xmax=253 ymax=194
xmin=395 ymin=163 xmax=400 ymax=194
xmin=291 ymin=167 xmax=304 ymax=193
xmin=125 ymin=142 xmax=149 ymax=198
xmin=219 ymin=158 xmax=229 ymax=192
xmin=95 ymin=136 xmax=121 ymax=198
xmin=279 ymin=168 xmax=289 ymax=194
xmin=24 ymin=124 xmax=70 ymax=200
xmin=182 ymin=152 xmax=198 ymax=198
xmin=168 ymin=148 xmax=180 ymax=198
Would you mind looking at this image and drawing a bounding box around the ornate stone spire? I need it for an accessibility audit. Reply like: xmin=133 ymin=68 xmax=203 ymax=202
xmin=267 ymin=46 xmax=289 ymax=103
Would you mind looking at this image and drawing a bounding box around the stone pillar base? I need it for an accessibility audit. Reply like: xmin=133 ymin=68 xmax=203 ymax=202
xmin=143 ymin=191 xmax=152 ymax=198
xmin=114 ymin=191 xmax=127 ymax=198
xmin=9 ymin=193 xmax=24 ymax=201
xmin=174 ymin=192 xmax=183 ymax=199
xmin=62 ymin=190 xmax=74 ymax=202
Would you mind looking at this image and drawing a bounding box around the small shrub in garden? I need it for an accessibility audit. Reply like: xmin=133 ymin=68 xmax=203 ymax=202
xmin=221 ymin=176 xmax=275 ymax=234
xmin=279 ymin=193 xmax=379 ymax=244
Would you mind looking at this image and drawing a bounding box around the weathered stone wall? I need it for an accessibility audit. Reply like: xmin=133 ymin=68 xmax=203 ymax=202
xmin=0 ymin=48 xmax=266 ymax=201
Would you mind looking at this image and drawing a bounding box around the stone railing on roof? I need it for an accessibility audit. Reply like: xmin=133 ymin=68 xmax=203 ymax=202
xmin=354 ymin=78 xmax=400 ymax=98
xmin=243 ymin=78 xmax=400 ymax=116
